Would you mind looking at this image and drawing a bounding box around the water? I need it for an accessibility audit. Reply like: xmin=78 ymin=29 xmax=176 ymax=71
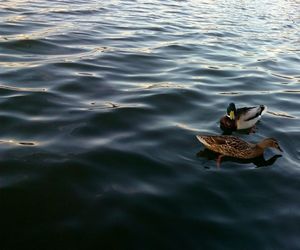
xmin=1 ymin=0 xmax=300 ymax=249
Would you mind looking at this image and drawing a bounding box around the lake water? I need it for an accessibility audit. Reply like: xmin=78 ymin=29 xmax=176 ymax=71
xmin=1 ymin=0 xmax=300 ymax=249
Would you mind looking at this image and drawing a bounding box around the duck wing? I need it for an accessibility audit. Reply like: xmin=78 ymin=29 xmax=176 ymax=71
xmin=196 ymin=135 xmax=255 ymax=158
xmin=219 ymin=136 xmax=255 ymax=158
xmin=236 ymin=105 xmax=267 ymax=130
xmin=196 ymin=135 xmax=226 ymax=148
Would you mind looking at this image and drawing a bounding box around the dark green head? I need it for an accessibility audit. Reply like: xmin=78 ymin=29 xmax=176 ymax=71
xmin=227 ymin=103 xmax=237 ymax=120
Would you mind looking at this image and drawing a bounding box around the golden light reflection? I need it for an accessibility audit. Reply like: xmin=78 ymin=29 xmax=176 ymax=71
xmin=175 ymin=123 xmax=201 ymax=132
xmin=5 ymin=15 xmax=26 ymax=22
xmin=0 ymin=139 xmax=37 ymax=146
xmin=2 ymin=0 xmax=102 ymax=16
xmin=0 ymin=84 xmax=47 ymax=93
xmin=137 ymin=82 xmax=188 ymax=90
xmin=0 ymin=46 xmax=106 ymax=68
xmin=219 ymin=89 xmax=300 ymax=96
xmin=267 ymin=111 xmax=296 ymax=119
xmin=0 ymin=24 xmax=74 ymax=42
xmin=1 ymin=0 xmax=39 ymax=9
xmin=0 ymin=61 xmax=41 ymax=68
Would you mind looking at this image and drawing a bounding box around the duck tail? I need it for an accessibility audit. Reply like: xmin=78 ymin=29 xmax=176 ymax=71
xmin=260 ymin=105 xmax=267 ymax=116
xmin=196 ymin=135 xmax=209 ymax=147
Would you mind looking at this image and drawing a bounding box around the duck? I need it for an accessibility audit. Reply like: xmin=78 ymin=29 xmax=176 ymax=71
xmin=220 ymin=103 xmax=267 ymax=132
xmin=196 ymin=135 xmax=282 ymax=167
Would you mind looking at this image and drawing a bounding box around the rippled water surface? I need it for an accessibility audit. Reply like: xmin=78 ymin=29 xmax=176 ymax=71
xmin=1 ymin=0 xmax=300 ymax=249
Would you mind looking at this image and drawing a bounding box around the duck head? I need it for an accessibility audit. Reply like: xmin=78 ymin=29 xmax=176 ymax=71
xmin=257 ymin=138 xmax=283 ymax=152
xmin=227 ymin=103 xmax=237 ymax=120
xmin=220 ymin=103 xmax=237 ymax=131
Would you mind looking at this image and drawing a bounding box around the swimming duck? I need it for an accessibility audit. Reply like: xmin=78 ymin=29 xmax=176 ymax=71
xmin=220 ymin=103 xmax=267 ymax=131
xmin=196 ymin=135 xmax=282 ymax=167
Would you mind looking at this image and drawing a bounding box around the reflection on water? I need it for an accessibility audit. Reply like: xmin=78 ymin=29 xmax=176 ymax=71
xmin=0 ymin=139 xmax=37 ymax=146
xmin=197 ymin=148 xmax=282 ymax=168
xmin=221 ymin=127 xmax=255 ymax=135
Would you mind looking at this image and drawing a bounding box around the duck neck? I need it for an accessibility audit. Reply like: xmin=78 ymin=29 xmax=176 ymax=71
xmin=253 ymin=144 xmax=266 ymax=157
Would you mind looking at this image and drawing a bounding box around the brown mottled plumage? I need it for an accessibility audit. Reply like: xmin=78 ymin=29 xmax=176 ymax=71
xmin=196 ymin=135 xmax=282 ymax=160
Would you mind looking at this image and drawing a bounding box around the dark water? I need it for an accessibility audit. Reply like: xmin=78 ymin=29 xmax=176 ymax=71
xmin=1 ymin=0 xmax=300 ymax=249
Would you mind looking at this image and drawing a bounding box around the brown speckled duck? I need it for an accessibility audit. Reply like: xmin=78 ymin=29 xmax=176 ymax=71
xmin=196 ymin=135 xmax=282 ymax=167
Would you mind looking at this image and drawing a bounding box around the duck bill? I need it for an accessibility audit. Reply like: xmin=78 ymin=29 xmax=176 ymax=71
xmin=229 ymin=111 xmax=235 ymax=120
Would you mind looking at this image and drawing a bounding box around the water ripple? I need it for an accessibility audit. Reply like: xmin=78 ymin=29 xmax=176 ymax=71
xmin=0 ymin=0 xmax=300 ymax=249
